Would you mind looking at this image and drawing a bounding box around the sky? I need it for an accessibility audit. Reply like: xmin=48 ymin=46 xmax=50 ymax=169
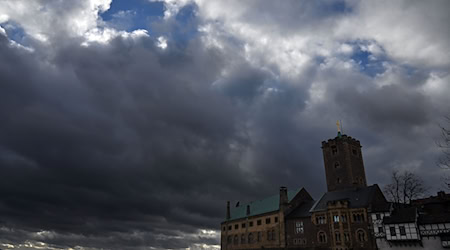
xmin=0 ymin=0 xmax=449 ymax=249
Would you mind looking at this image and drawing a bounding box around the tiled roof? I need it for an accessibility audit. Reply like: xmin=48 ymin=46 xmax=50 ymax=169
xmin=227 ymin=189 xmax=300 ymax=221
xmin=310 ymin=185 xmax=380 ymax=212
xmin=419 ymin=213 xmax=450 ymax=224
xmin=383 ymin=207 xmax=417 ymax=224
xmin=286 ymin=200 xmax=316 ymax=218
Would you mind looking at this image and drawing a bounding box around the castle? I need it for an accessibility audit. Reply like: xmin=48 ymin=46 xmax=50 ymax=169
xmin=220 ymin=130 xmax=450 ymax=250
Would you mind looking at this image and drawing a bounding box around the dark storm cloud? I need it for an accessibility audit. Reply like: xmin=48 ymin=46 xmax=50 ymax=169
xmin=0 ymin=18 xmax=328 ymax=248
xmin=335 ymin=82 xmax=432 ymax=132
xmin=0 ymin=29 xmax=256 ymax=249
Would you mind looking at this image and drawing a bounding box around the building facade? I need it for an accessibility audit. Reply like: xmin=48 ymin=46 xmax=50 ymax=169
xmin=221 ymin=187 xmax=313 ymax=249
xmin=371 ymin=191 xmax=450 ymax=250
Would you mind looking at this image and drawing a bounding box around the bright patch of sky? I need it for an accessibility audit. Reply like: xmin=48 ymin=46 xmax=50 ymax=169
xmin=171 ymin=4 xmax=198 ymax=47
xmin=100 ymin=0 xmax=164 ymax=32
xmin=349 ymin=41 xmax=388 ymax=77
xmin=100 ymin=0 xmax=198 ymax=48
xmin=322 ymin=0 xmax=353 ymax=15
xmin=1 ymin=21 xmax=27 ymax=44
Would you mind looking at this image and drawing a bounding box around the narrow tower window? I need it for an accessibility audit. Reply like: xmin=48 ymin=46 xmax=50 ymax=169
xmin=331 ymin=146 xmax=338 ymax=155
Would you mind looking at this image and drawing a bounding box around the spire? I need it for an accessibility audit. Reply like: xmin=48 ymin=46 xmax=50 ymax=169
xmin=336 ymin=120 xmax=342 ymax=137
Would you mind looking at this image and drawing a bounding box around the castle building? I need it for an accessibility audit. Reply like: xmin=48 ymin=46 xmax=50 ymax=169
xmin=221 ymin=130 xmax=389 ymax=250
xmin=220 ymin=187 xmax=313 ymax=249
xmin=284 ymin=133 xmax=389 ymax=250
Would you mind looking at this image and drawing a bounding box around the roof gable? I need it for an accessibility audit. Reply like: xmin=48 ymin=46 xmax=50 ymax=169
xmin=227 ymin=188 xmax=300 ymax=221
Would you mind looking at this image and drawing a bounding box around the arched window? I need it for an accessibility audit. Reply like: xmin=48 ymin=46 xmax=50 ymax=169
xmin=248 ymin=233 xmax=254 ymax=244
xmin=227 ymin=236 xmax=232 ymax=244
xmin=241 ymin=234 xmax=245 ymax=244
xmin=357 ymin=229 xmax=366 ymax=242
xmin=233 ymin=235 xmax=238 ymax=245
xmin=318 ymin=231 xmax=327 ymax=243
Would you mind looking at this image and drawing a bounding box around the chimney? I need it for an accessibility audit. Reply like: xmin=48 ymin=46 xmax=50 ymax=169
xmin=279 ymin=186 xmax=288 ymax=210
xmin=246 ymin=205 xmax=250 ymax=216
xmin=226 ymin=201 xmax=230 ymax=220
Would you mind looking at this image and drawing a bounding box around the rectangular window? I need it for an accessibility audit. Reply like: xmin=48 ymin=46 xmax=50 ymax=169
xmin=249 ymin=221 xmax=253 ymax=227
xmin=266 ymin=218 xmax=271 ymax=224
xmin=378 ymin=226 xmax=384 ymax=233
xmin=242 ymin=223 xmax=246 ymax=228
xmin=316 ymin=215 xmax=326 ymax=224
xmin=353 ymin=213 xmax=364 ymax=222
xmin=376 ymin=213 xmax=381 ymax=220
xmin=399 ymin=226 xmax=406 ymax=236
xmin=235 ymin=224 xmax=238 ymax=230
xmin=390 ymin=227 xmax=396 ymax=236
xmin=333 ymin=215 xmax=340 ymax=223
xmin=257 ymin=232 xmax=261 ymax=242
xmin=257 ymin=220 xmax=261 ymax=226
xmin=331 ymin=146 xmax=338 ymax=155
xmin=341 ymin=214 xmax=347 ymax=222
xmin=295 ymin=221 xmax=304 ymax=234
xmin=223 ymin=226 xmax=226 ymax=231
xmin=228 ymin=225 xmax=232 ymax=230
xmin=274 ymin=216 xmax=278 ymax=223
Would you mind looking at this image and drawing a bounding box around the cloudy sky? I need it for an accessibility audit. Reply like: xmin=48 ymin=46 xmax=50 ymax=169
xmin=0 ymin=0 xmax=449 ymax=249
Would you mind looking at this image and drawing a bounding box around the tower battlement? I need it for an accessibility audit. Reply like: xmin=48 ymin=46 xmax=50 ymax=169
xmin=321 ymin=134 xmax=361 ymax=147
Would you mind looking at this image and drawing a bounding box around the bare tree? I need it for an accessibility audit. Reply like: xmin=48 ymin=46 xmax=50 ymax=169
xmin=383 ymin=170 xmax=427 ymax=204
xmin=437 ymin=116 xmax=450 ymax=187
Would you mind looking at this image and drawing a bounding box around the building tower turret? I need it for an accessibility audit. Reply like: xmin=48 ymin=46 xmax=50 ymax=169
xmin=321 ymin=123 xmax=367 ymax=192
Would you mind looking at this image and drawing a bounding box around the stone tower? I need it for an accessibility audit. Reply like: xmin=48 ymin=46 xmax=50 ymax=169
xmin=321 ymin=132 xmax=367 ymax=192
